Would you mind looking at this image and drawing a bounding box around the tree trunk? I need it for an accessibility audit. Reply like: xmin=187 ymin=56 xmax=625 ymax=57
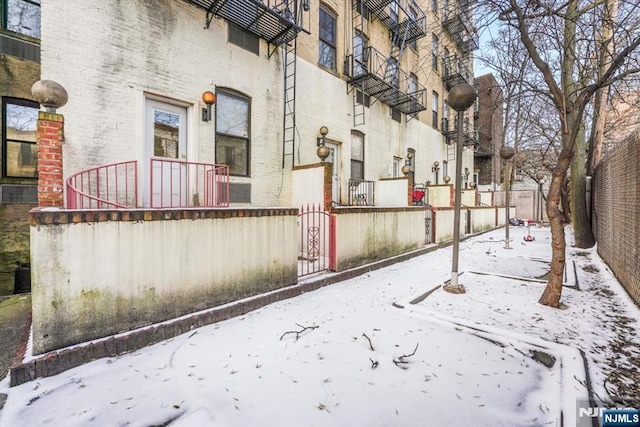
xmin=539 ymin=149 xmax=572 ymax=308
xmin=560 ymin=174 xmax=571 ymax=223
xmin=570 ymin=124 xmax=596 ymax=248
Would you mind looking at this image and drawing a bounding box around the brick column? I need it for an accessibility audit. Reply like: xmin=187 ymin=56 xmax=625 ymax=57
xmin=36 ymin=112 xmax=64 ymax=207
xmin=323 ymin=163 xmax=333 ymax=211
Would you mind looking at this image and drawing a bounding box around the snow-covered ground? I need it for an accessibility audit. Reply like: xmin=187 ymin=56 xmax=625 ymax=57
xmin=1 ymin=225 xmax=638 ymax=427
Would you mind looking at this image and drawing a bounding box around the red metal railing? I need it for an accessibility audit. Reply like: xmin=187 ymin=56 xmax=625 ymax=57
xmin=66 ymin=161 xmax=138 ymax=209
xmin=150 ymin=159 xmax=229 ymax=208
xmin=66 ymin=159 xmax=230 ymax=209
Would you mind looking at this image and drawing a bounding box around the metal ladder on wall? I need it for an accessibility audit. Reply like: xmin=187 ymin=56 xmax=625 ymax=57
xmin=282 ymin=37 xmax=298 ymax=168
xmin=351 ymin=0 xmax=367 ymax=127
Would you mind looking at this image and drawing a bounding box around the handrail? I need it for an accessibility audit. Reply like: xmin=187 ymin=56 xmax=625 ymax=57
xmin=66 ymin=161 xmax=138 ymax=209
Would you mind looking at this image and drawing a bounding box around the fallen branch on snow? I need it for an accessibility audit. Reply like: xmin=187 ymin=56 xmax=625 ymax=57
xmin=280 ymin=323 xmax=319 ymax=341
xmin=393 ymin=343 xmax=419 ymax=367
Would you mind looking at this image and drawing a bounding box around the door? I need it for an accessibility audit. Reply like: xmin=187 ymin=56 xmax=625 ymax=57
xmin=325 ymin=141 xmax=340 ymax=205
xmin=145 ymin=100 xmax=188 ymax=207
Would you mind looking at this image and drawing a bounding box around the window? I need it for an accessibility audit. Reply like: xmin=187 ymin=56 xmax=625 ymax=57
xmin=354 ymin=31 xmax=368 ymax=75
xmin=431 ymin=34 xmax=439 ymax=70
xmin=392 ymin=157 xmax=402 ymax=177
xmin=387 ymin=57 xmax=399 ymax=87
xmin=355 ymin=1 xmax=369 ymax=19
xmin=228 ymin=23 xmax=259 ymax=55
xmin=216 ymin=90 xmax=250 ymax=176
xmin=431 ymin=0 xmax=438 ymax=13
xmin=443 ymin=160 xmax=448 ymax=178
xmin=3 ymin=0 xmax=40 ymax=38
xmin=432 ymin=91 xmax=439 ymax=129
xmin=443 ymin=47 xmax=450 ymax=76
xmin=443 ymin=100 xmax=449 ymax=130
xmin=408 ymin=73 xmax=418 ymax=97
xmin=390 ymin=1 xmax=399 ymax=23
xmin=351 ymin=132 xmax=364 ymax=180
xmin=319 ymin=6 xmax=336 ymax=70
xmin=391 ymin=108 xmax=402 ymax=123
xmin=2 ymin=98 xmax=39 ymax=178
xmin=356 ymin=90 xmax=370 ymax=107
xmin=408 ymin=6 xmax=418 ymax=50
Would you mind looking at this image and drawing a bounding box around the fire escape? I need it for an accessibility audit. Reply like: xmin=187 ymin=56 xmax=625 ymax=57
xmin=346 ymin=0 xmax=428 ymax=126
xmin=182 ymin=0 xmax=310 ymax=168
xmin=441 ymin=0 xmax=478 ymax=154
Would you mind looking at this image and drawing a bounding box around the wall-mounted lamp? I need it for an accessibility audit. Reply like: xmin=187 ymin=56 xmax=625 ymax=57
xmin=317 ymin=126 xmax=330 ymax=162
xmin=432 ymin=160 xmax=440 ymax=184
xmin=443 ymin=175 xmax=451 ymax=184
xmin=202 ymin=91 xmax=216 ymax=122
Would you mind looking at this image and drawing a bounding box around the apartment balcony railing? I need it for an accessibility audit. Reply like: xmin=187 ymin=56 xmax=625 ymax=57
xmin=348 ymin=179 xmax=375 ymax=206
xmin=345 ymin=46 xmax=427 ymax=114
xmin=66 ymin=159 xmax=230 ymax=209
xmin=442 ymin=54 xmax=472 ymax=90
xmin=441 ymin=117 xmax=478 ymax=148
xmin=358 ymin=0 xmax=427 ymax=44
xmin=442 ymin=5 xmax=479 ymax=53
xmin=183 ymin=0 xmax=308 ymax=46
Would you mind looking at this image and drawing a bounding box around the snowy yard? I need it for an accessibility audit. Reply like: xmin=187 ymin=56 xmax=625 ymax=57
xmin=1 ymin=225 xmax=638 ymax=426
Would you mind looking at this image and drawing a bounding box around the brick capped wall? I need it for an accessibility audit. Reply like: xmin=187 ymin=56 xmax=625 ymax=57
xmin=36 ymin=112 xmax=64 ymax=207
xmin=593 ymin=130 xmax=640 ymax=306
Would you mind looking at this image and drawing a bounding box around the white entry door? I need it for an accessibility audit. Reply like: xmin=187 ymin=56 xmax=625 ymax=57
xmin=325 ymin=142 xmax=340 ymax=205
xmin=145 ymin=100 xmax=188 ymax=207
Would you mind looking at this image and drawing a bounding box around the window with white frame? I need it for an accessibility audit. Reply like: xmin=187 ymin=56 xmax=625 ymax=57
xmin=408 ymin=73 xmax=418 ymax=97
xmin=3 ymin=0 xmax=40 ymax=38
xmin=392 ymin=156 xmax=402 ymax=177
xmin=387 ymin=57 xmax=399 ymax=87
xmin=318 ymin=5 xmax=336 ymax=70
xmin=432 ymin=91 xmax=439 ymax=129
xmin=443 ymin=99 xmax=449 ymax=130
xmin=2 ymin=98 xmax=39 ymax=178
xmin=216 ymin=90 xmax=250 ymax=176
xmin=351 ymin=131 xmax=364 ymax=180
xmin=354 ymin=31 xmax=367 ymax=75
xmin=432 ymin=34 xmax=439 ymax=70
xmin=390 ymin=0 xmax=399 ymax=23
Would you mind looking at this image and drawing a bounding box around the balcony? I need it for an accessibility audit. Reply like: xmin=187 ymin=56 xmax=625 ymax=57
xmin=442 ymin=55 xmax=472 ymax=90
xmin=183 ymin=0 xmax=307 ymax=46
xmin=358 ymin=0 xmax=427 ymax=44
xmin=442 ymin=117 xmax=478 ymax=148
xmin=442 ymin=5 xmax=478 ymax=52
xmin=345 ymin=46 xmax=427 ymax=114
xmin=66 ymin=159 xmax=230 ymax=209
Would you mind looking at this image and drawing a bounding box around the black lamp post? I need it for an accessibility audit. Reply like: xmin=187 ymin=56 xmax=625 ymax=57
xmin=536 ymin=171 xmax=545 ymax=224
xmin=500 ymin=145 xmax=516 ymax=249
xmin=444 ymin=83 xmax=476 ymax=294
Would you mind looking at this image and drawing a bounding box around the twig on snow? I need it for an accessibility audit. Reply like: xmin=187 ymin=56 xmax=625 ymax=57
xmin=280 ymin=323 xmax=319 ymax=341
xmin=393 ymin=343 xmax=419 ymax=367
xmin=370 ymin=358 xmax=379 ymax=369
xmin=362 ymin=333 xmax=375 ymax=351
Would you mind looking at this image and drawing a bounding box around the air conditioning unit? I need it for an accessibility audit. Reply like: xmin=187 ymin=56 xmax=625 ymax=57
xmin=0 ymin=185 xmax=37 ymax=204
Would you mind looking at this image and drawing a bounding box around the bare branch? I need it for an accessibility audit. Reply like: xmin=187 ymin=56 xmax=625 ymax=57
xmin=362 ymin=333 xmax=375 ymax=351
xmin=280 ymin=323 xmax=319 ymax=341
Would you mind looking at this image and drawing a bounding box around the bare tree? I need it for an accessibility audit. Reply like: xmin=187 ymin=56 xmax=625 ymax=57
xmin=475 ymin=0 xmax=640 ymax=307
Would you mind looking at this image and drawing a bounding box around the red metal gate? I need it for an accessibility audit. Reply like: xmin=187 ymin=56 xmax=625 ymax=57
xmin=298 ymin=204 xmax=335 ymax=277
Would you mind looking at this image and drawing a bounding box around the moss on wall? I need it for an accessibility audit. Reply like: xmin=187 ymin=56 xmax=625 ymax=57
xmin=32 ymin=265 xmax=297 ymax=354
xmin=0 ymin=204 xmax=34 ymax=295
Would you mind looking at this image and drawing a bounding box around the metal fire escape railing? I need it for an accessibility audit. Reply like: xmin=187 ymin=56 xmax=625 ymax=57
xmin=442 ymin=117 xmax=478 ymax=148
xmin=442 ymin=54 xmax=472 ymax=90
xmin=346 ymin=46 xmax=427 ymax=115
xmin=349 ymin=0 xmax=427 ymax=125
xmin=183 ymin=0 xmax=309 ymax=169
xmin=442 ymin=1 xmax=479 ymax=53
